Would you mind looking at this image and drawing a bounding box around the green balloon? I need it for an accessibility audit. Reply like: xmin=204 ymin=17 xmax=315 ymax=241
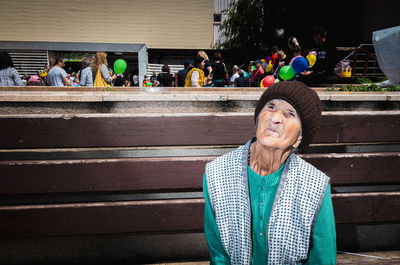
xmin=275 ymin=78 xmax=280 ymax=83
xmin=146 ymin=82 xmax=152 ymax=87
xmin=279 ymin=66 xmax=296 ymax=80
xmin=114 ymin=59 xmax=127 ymax=74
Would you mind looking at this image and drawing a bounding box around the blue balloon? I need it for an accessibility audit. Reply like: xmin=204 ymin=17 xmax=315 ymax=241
xmin=291 ymin=57 xmax=309 ymax=73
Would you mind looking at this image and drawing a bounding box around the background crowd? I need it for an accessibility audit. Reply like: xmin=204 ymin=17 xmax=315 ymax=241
xmin=0 ymin=26 xmax=335 ymax=88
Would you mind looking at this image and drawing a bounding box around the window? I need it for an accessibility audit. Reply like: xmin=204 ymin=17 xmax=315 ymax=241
xmin=214 ymin=13 xmax=222 ymax=23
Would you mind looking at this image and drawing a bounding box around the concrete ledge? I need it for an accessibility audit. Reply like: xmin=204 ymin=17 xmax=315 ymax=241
xmin=0 ymin=88 xmax=399 ymax=103
xmin=329 ymin=92 xmax=390 ymax=101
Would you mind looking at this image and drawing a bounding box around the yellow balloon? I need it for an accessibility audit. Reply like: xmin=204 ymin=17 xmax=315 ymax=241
xmin=39 ymin=70 xmax=47 ymax=77
xmin=265 ymin=62 xmax=273 ymax=73
xmin=306 ymin=54 xmax=316 ymax=68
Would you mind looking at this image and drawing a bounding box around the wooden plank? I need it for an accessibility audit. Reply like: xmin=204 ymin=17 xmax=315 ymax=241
xmin=0 ymin=153 xmax=399 ymax=195
xmin=0 ymin=113 xmax=254 ymax=149
xmin=0 ymin=192 xmax=399 ymax=238
xmin=144 ymin=255 xmax=400 ymax=265
xmin=0 ymin=112 xmax=399 ymax=149
xmin=337 ymin=251 xmax=400 ymax=265
xmin=315 ymin=111 xmax=400 ymax=144
xmin=0 ymin=157 xmax=212 ymax=194
xmin=0 ymin=199 xmax=204 ymax=238
xmin=302 ymin=152 xmax=400 ymax=185
xmin=332 ymin=192 xmax=400 ymax=224
xmin=152 ymin=257 xmax=400 ymax=265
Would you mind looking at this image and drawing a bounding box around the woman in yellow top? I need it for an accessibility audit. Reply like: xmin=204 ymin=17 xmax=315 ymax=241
xmin=185 ymin=56 xmax=209 ymax=87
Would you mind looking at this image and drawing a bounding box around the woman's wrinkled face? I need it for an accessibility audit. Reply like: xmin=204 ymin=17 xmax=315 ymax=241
xmin=256 ymin=99 xmax=302 ymax=151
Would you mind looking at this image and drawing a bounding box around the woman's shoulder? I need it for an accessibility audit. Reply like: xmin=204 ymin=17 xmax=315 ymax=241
xmin=207 ymin=145 xmax=245 ymax=169
xmin=291 ymin=154 xmax=329 ymax=181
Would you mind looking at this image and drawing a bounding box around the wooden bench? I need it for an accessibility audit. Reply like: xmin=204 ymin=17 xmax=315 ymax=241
xmin=0 ymin=110 xmax=399 ymax=263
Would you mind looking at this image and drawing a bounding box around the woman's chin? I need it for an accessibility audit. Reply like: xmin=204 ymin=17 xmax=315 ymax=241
xmin=258 ymin=137 xmax=281 ymax=150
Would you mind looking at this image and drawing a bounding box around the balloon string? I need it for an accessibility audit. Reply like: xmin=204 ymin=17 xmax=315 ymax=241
xmin=273 ymin=66 xmax=280 ymax=78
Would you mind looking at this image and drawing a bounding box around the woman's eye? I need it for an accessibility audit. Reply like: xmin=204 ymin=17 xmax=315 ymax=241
xmin=267 ymin=105 xmax=275 ymax=110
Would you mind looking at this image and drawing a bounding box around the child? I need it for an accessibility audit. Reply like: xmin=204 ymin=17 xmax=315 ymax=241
xmin=142 ymin=75 xmax=150 ymax=87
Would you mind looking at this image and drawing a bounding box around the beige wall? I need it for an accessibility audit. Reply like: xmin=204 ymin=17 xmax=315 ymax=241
xmin=0 ymin=0 xmax=213 ymax=49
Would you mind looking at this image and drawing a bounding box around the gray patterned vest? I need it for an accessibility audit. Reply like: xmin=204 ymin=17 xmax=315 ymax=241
xmin=205 ymin=138 xmax=329 ymax=265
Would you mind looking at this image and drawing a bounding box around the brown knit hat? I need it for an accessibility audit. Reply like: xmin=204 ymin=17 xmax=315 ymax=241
xmin=254 ymin=81 xmax=322 ymax=152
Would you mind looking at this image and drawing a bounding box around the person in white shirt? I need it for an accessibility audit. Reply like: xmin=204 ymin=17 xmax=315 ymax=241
xmin=184 ymin=56 xmax=208 ymax=87
xmin=229 ymin=65 xmax=240 ymax=87
xmin=132 ymin=74 xmax=139 ymax=87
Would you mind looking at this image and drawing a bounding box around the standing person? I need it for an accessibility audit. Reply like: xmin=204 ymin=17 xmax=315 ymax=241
xmin=249 ymin=60 xmax=264 ymax=87
xmin=114 ymin=74 xmax=125 ymax=87
xmin=0 ymin=52 xmax=23 ymax=86
xmin=157 ymin=64 xmax=174 ymax=87
xmin=177 ymin=60 xmax=191 ymax=87
xmin=212 ymin=52 xmax=226 ymax=87
xmin=132 ymin=74 xmax=139 ymax=87
xmin=80 ymin=57 xmax=93 ymax=86
xmin=197 ymin=50 xmax=212 ymax=86
xmin=234 ymin=69 xmax=250 ymax=87
xmin=203 ymin=81 xmax=336 ymax=264
xmin=287 ymin=36 xmax=302 ymax=64
xmin=150 ymin=71 xmax=158 ymax=84
xmin=92 ymin=51 xmax=116 ymax=87
xmin=184 ymin=56 xmax=208 ymax=88
xmin=302 ymin=26 xmax=336 ymax=83
xmin=229 ymin=65 xmax=240 ymax=87
xmin=47 ymin=57 xmax=72 ymax=86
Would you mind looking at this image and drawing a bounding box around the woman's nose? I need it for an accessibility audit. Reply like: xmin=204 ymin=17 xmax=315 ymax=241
xmin=271 ymin=110 xmax=284 ymax=124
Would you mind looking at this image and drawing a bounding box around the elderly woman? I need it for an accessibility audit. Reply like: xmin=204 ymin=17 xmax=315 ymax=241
xmin=203 ymin=81 xmax=336 ymax=264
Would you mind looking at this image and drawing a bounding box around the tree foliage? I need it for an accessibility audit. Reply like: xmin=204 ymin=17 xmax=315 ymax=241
xmin=217 ymin=0 xmax=264 ymax=50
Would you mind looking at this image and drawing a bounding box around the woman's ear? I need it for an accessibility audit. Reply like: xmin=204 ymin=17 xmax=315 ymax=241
xmin=292 ymin=130 xmax=302 ymax=149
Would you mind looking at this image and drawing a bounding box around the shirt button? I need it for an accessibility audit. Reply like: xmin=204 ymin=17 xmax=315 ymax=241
xmin=262 ymin=179 xmax=266 ymax=183
xmin=260 ymin=216 xmax=263 ymax=220
xmin=260 ymin=201 xmax=263 ymax=205
xmin=260 ymin=232 xmax=263 ymax=236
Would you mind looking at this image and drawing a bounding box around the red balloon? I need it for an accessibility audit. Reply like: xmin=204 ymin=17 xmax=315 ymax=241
xmin=260 ymin=75 xmax=275 ymax=88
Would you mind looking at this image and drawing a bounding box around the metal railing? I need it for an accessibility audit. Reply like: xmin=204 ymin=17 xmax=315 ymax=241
xmin=342 ymin=44 xmax=384 ymax=77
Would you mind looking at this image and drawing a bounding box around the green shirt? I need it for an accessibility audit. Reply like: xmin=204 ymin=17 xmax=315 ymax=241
xmin=203 ymin=164 xmax=336 ymax=265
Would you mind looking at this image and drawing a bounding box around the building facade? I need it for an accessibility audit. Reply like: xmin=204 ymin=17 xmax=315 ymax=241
xmin=0 ymin=0 xmax=214 ymax=83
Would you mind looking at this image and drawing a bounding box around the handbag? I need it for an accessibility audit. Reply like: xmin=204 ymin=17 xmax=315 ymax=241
xmin=93 ymin=67 xmax=110 ymax=87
